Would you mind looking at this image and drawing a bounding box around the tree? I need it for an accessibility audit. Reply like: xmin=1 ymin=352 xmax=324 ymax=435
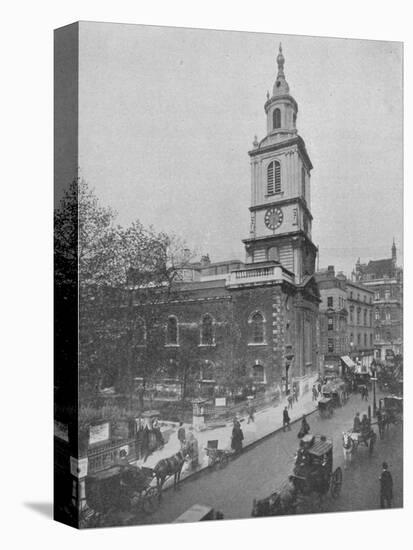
xmin=54 ymin=179 xmax=193 ymax=405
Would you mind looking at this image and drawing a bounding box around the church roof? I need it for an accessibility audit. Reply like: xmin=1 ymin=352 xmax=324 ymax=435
xmin=363 ymin=258 xmax=394 ymax=277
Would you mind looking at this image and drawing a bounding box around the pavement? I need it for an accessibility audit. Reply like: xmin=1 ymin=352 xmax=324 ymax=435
xmin=132 ymin=374 xmax=319 ymax=489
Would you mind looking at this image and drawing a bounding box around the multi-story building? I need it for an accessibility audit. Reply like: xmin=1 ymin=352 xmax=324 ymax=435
xmin=315 ymin=266 xmax=348 ymax=374
xmin=346 ymin=280 xmax=374 ymax=369
xmin=352 ymin=241 xmax=403 ymax=361
xmin=127 ymin=45 xmax=321 ymax=400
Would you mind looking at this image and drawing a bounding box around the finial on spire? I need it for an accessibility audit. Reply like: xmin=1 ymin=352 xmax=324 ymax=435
xmin=277 ymin=42 xmax=285 ymax=77
xmin=266 ymin=90 xmax=270 ymax=100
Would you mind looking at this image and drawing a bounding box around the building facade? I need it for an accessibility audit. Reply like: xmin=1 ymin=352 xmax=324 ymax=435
xmin=346 ymin=280 xmax=374 ymax=369
xmin=130 ymin=46 xmax=321 ymax=401
xmin=315 ymin=266 xmax=348 ymax=373
xmin=352 ymin=241 xmax=403 ymax=361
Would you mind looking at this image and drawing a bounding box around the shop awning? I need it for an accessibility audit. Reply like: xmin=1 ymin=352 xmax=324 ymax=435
xmin=341 ymin=356 xmax=356 ymax=368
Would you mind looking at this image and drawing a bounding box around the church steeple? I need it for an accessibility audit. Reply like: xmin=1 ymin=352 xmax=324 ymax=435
xmin=245 ymin=43 xmax=316 ymax=284
xmin=273 ymin=43 xmax=290 ymax=96
xmin=392 ymin=238 xmax=397 ymax=264
xmin=262 ymin=44 xmax=298 ymax=142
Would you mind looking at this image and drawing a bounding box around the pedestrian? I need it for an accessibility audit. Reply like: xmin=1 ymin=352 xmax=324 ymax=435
xmin=312 ymin=385 xmax=318 ymax=401
xmin=293 ymin=386 xmax=299 ymax=402
xmin=231 ymin=423 xmax=244 ymax=453
xmin=247 ymin=401 xmax=256 ymax=424
xmin=186 ymin=428 xmax=199 ymax=469
xmin=287 ymin=393 xmax=293 ymax=410
xmin=317 ymin=382 xmax=322 ymax=394
xmin=298 ymin=414 xmax=310 ymax=438
xmin=379 ymin=462 xmax=393 ymax=508
xmin=152 ymin=417 xmax=164 ymax=448
xmin=283 ymin=406 xmax=291 ymax=432
xmin=177 ymin=421 xmax=186 ymax=448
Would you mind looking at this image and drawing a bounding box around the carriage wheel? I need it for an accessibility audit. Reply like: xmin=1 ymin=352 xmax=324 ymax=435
xmin=142 ymin=487 xmax=159 ymax=514
xmin=330 ymin=467 xmax=343 ymax=499
xmin=218 ymin=453 xmax=229 ymax=469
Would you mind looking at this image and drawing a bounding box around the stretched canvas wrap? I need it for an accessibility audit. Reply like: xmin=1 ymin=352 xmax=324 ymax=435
xmin=54 ymin=22 xmax=403 ymax=528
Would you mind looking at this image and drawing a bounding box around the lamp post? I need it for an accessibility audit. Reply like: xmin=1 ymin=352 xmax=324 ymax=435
xmin=371 ymin=365 xmax=377 ymax=418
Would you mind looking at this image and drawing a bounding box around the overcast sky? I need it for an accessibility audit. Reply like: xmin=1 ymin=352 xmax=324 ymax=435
xmin=78 ymin=22 xmax=403 ymax=276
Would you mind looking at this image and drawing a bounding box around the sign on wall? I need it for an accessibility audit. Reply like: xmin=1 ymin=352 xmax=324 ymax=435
xmin=89 ymin=422 xmax=110 ymax=445
xmin=54 ymin=420 xmax=69 ymax=442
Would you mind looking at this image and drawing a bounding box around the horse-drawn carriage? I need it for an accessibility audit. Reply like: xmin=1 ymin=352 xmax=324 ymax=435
xmin=252 ymin=434 xmax=342 ymax=517
xmin=377 ymin=395 xmax=403 ymax=438
xmin=84 ymin=463 xmax=158 ymax=526
xmin=318 ymin=378 xmax=348 ymax=418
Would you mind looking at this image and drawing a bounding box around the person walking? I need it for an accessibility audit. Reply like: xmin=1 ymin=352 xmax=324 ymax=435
xmin=379 ymin=462 xmax=393 ymax=508
xmin=246 ymin=401 xmax=256 ymax=424
xmin=177 ymin=422 xmax=186 ymax=449
xmin=283 ymin=406 xmax=291 ymax=432
xmin=298 ymin=414 xmax=310 ymax=438
xmin=231 ymin=422 xmax=244 ymax=454
xmin=287 ymin=393 xmax=293 ymax=410
xmin=312 ymin=385 xmax=318 ymax=401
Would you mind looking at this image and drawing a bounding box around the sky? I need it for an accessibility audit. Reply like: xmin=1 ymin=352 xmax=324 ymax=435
xmin=77 ymin=22 xmax=403 ymax=277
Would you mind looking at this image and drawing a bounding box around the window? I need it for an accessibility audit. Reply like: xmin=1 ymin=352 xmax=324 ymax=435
xmin=350 ymin=333 xmax=354 ymax=345
xmin=250 ymin=312 xmax=265 ymax=344
xmin=166 ymin=316 xmax=178 ymax=345
xmin=363 ymin=309 xmax=367 ymax=326
xmin=356 ymin=307 xmax=361 ymax=325
xmin=201 ymin=360 xmax=215 ymax=381
xmin=385 ymin=289 xmax=390 ymax=300
xmin=327 ymin=338 xmax=334 ymax=353
xmin=370 ymin=334 xmax=373 ymax=347
xmin=327 ymin=296 xmax=333 ymax=308
xmin=327 ymin=317 xmax=333 ymax=331
xmin=369 ymin=311 xmax=372 ymax=326
xmin=364 ymin=333 xmax=367 ymax=346
xmin=357 ymin=333 xmax=361 ymax=345
xmin=375 ymin=331 xmax=380 ymax=342
xmin=374 ymin=291 xmax=380 ymax=300
xmin=267 ymin=161 xmax=281 ymax=195
xmin=273 ymin=108 xmax=281 ymax=129
xmin=385 ymin=308 xmax=390 ymax=321
xmin=268 ymin=246 xmax=279 ymax=261
xmin=292 ymin=208 xmax=298 ymax=226
xmin=135 ymin=316 xmax=146 ymax=346
xmin=375 ymin=308 xmax=380 ymax=320
xmin=200 ymin=314 xmax=214 ymax=345
xmin=349 ymin=306 xmax=354 ymax=324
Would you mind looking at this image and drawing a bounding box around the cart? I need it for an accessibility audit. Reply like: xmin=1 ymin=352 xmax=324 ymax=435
xmin=174 ymin=504 xmax=224 ymax=522
xmin=252 ymin=434 xmax=342 ymax=517
xmin=318 ymin=397 xmax=334 ymax=418
xmin=205 ymin=440 xmax=233 ymax=469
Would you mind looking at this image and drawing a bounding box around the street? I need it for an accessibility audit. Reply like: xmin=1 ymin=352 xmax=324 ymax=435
xmin=136 ymin=391 xmax=402 ymax=525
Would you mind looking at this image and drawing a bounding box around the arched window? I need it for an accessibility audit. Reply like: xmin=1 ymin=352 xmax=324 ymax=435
xmin=375 ymin=308 xmax=380 ymax=320
xmin=249 ymin=312 xmax=265 ymax=344
xmin=350 ymin=333 xmax=354 ymax=344
xmin=135 ymin=316 xmax=146 ymax=346
xmin=273 ymin=108 xmax=281 ymax=129
xmin=268 ymin=246 xmax=279 ymax=261
xmin=267 ymin=161 xmax=281 ymax=195
xmin=200 ymin=314 xmax=214 ymax=345
xmin=166 ymin=316 xmax=178 ymax=345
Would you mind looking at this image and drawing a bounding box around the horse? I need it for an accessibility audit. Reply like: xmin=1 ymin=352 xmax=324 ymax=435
xmin=153 ymin=444 xmax=190 ymax=499
xmin=342 ymin=431 xmax=355 ymax=469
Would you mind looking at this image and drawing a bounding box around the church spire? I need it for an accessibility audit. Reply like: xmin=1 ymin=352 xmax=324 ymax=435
xmin=392 ymin=238 xmax=397 ymax=263
xmin=273 ymin=43 xmax=290 ymax=96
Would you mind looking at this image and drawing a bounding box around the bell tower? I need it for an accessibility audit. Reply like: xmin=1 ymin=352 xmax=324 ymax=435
xmin=243 ymin=44 xmax=318 ymax=284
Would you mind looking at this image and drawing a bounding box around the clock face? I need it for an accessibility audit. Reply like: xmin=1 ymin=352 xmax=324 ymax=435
xmin=264 ymin=207 xmax=283 ymax=230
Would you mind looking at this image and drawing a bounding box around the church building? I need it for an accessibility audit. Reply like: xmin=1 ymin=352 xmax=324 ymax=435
xmin=132 ymin=46 xmax=321 ymax=401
